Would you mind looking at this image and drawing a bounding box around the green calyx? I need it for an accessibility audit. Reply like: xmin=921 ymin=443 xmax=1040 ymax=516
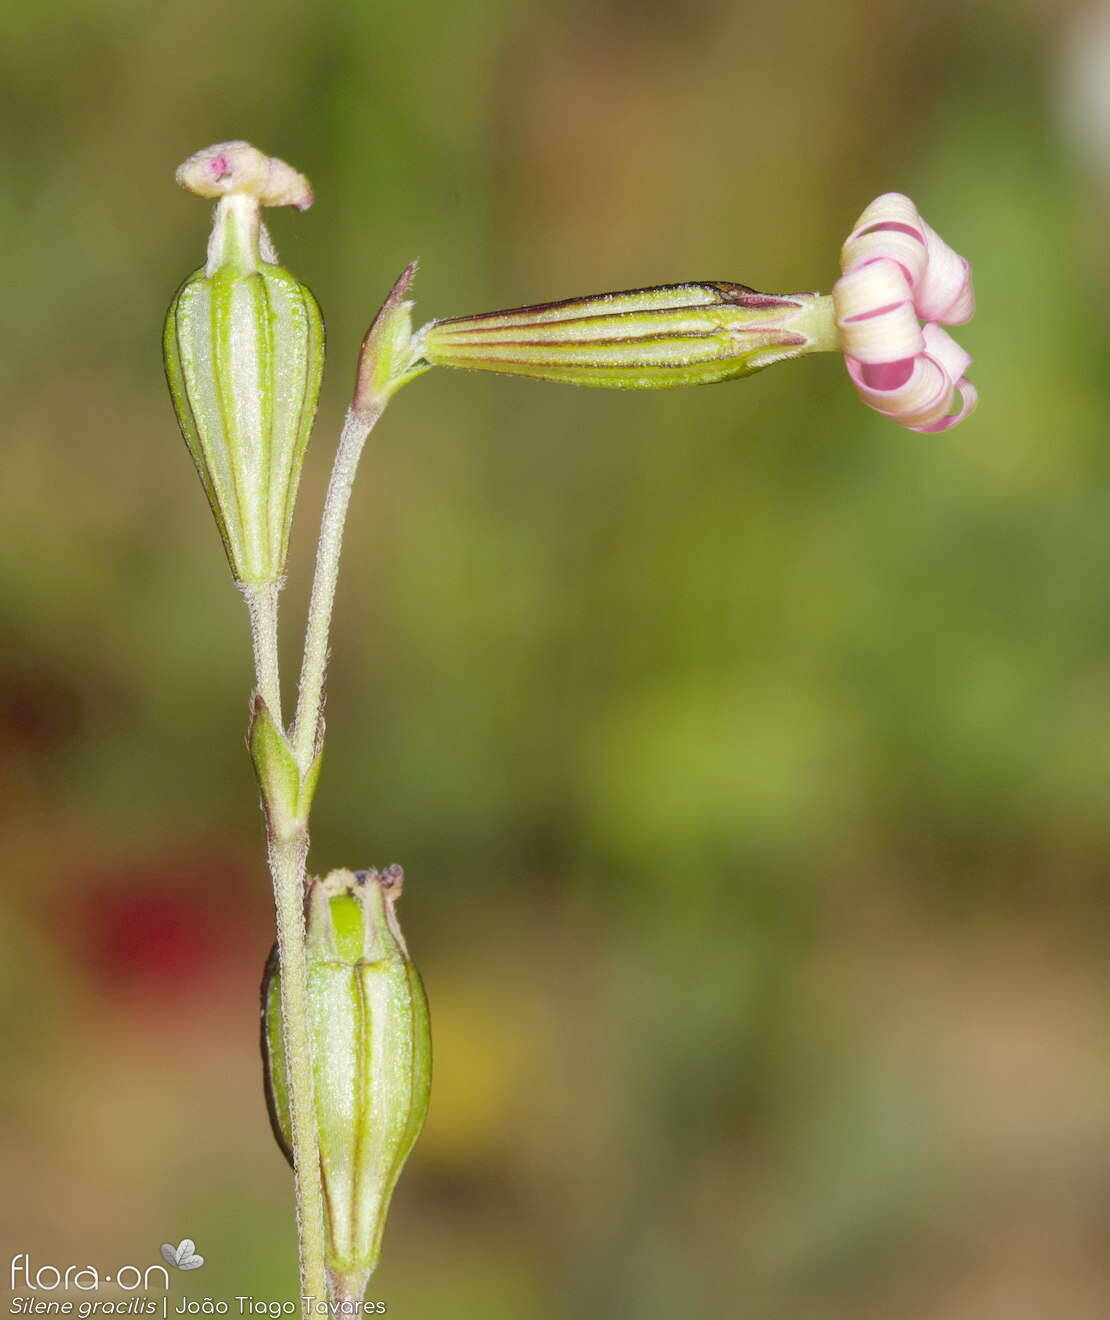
xmin=420 ymin=282 xmax=838 ymax=389
xmin=163 ymin=194 xmax=324 ymax=585
xmin=262 ymin=868 xmax=432 ymax=1299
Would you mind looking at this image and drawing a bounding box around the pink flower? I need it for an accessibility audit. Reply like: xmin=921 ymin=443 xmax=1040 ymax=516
xmin=833 ymin=194 xmax=976 ymax=433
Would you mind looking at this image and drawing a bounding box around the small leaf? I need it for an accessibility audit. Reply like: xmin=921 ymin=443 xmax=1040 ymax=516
xmin=176 ymin=1240 xmax=195 ymax=1262
xmin=249 ymin=695 xmax=303 ymax=834
xmin=180 ymin=1256 xmax=205 ymax=1271
xmin=160 ymin=1245 xmax=178 ymax=1267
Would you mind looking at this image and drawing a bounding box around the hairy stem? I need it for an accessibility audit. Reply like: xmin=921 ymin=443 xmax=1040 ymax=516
xmin=262 ymin=385 xmax=390 ymax=1305
xmin=244 ymin=580 xmax=284 ymax=725
xmin=268 ymin=828 xmax=329 ymax=1313
xmin=291 ymin=406 xmax=382 ymax=771
xmin=244 ymin=582 xmax=327 ymax=1310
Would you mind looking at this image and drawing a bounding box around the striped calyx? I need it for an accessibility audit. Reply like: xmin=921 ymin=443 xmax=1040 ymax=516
xmin=164 ymin=151 xmax=323 ymax=584
xmin=262 ymin=867 xmax=431 ymax=1301
xmin=420 ymin=282 xmax=837 ymax=389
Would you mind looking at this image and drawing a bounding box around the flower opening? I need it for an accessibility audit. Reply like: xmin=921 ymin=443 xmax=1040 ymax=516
xmin=833 ymin=193 xmax=976 ymax=433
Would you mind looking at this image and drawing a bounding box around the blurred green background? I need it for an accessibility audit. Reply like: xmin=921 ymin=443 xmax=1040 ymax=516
xmin=4 ymin=0 xmax=1110 ymax=1315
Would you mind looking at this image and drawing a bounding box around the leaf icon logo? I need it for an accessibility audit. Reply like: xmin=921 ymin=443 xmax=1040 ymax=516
xmin=161 ymin=1240 xmax=205 ymax=1270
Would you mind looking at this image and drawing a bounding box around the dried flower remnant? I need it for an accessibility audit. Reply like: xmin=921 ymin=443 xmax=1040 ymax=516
xmin=176 ymin=140 xmax=314 ymax=212
xmin=833 ymin=193 xmax=976 ymax=432
xmin=164 ymin=142 xmax=324 ymax=585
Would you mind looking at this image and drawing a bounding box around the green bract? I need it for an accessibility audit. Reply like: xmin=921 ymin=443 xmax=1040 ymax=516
xmin=421 ymin=282 xmax=837 ymax=389
xmin=262 ymin=868 xmax=432 ymax=1298
xmin=163 ymin=194 xmax=324 ymax=585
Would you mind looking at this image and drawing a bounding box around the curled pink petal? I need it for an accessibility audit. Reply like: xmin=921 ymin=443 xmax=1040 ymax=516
xmin=916 ymin=221 xmax=974 ymax=323
xmin=911 ymin=377 xmax=978 ymax=433
xmin=842 ymin=230 xmax=929 ymax=289
xmin=834 ymin=193 xmax=976 ymax=432
xmin=921 ymin=322 xmax=972 ymax=383
xmin=842 ymin=193 xmax=923 ymax=250
xmin=844 ymin=352 xmax=958 ymax=430
xmin=841 ymin=193 xmax=929 ymax=289
xmin=841 ymin=195 xmax=973 ymax=325
xmin=858 ymin=221 xmax=925 ymax=241
xmin=833 ymin=260 xmax=922 ymax=364
xmin=860 ymin=357 xmax=916 ymax=390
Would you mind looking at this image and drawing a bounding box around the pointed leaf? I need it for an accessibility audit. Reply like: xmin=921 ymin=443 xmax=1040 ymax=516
xmin=249 ymin=695 xmax=302 ymax=833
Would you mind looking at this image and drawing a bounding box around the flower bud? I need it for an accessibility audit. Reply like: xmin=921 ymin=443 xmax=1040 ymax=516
xmin=351 ymin=263 xmax=430 ymax=417
xmin=420 ymin=282 xmax=837 ymax=388
xmin=262 ymin=867 xmax=431 ymax=1298
xmin=164 ymin=143 xmax=324 ymax=584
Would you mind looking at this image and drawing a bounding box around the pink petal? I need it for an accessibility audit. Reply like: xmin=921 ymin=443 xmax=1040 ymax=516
xmin=833 ymin=261 xmax=922 ymax=364
xmin=915 ymin=221 xmax=974 ymax=324
xmin=911 ymin=378 xmax=979 ymax=433
xmin=836 ymin=194 xmax=976 ymax=432
xmin=921 ymin=322 xmax=972 ymax=381
xmin=860 ymin=357 xmax=916 ymax=390
xmin=841 ymin=194 xmax=929 ymax=289
xmin=857 ymin=220 xmax=925 ymax=242
xmin=844 ymin=352 xmax=957 ymax=430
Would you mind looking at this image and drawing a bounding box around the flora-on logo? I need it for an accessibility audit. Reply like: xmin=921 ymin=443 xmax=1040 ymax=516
xmin=160 ymin=1241 xmax=205 ymax=1271
xmin=10 ymin=1254 xmax=170 ymax=1292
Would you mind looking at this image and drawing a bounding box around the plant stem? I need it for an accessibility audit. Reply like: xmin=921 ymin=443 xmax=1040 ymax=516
xmin=244 ymin=582 xmax=328 ymax=1312
xmin=258 ymin=400 xmax=383 ymax=1308
xmin=291 ymin=406 xmax=381 ymax=771
xmin=267 ymin=826 xmax=329 ymax=1313
xmin=244 ymin=580 xmax=284 ymax=725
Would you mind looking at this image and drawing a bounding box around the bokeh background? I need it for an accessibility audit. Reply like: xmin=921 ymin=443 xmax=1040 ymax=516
xmin=4 ymin=0 xmax=1110 ymax=1315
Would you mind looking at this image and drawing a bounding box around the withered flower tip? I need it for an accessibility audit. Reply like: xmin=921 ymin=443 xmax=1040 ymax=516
xmin=176 ymin=140 xmax=314 ymax=211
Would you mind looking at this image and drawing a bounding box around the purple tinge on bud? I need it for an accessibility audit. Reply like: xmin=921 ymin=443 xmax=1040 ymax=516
xmin=833 ymin=194 xmax=976 ymax=433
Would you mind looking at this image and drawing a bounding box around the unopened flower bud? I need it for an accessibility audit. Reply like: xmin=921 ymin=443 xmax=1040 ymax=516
xmin=164 ymin=142 xmax=324 ymax=584
xmin=351 ymin=263 xmax=430 ymax=417
xmin=262 ymin=867 xmax=431 ymax=1299
xmin=420 ymin=282 xmax=837 ymax=389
